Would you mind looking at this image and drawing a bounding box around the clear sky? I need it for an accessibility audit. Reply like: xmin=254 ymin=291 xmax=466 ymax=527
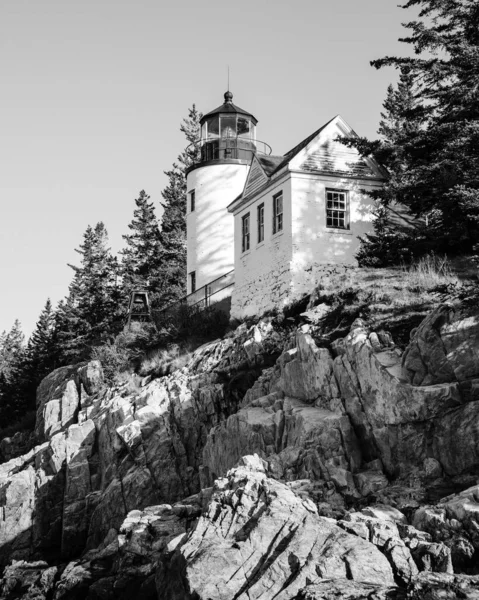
xmin=0 ymin=0 xmax=414 ymax=337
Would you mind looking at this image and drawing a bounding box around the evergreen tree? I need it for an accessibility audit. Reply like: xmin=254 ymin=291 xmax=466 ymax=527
xmin=348 ymin=67 xmax=430 ymax=264
xmin=21 ymin=299 xmax=60 ymax=403
xmin=157 ymin=105 xmax=202 ymax=307
xmin=343 ymin=0 xmax=479 ymax=261
xmin=58 ymin=222 xmax=122 ymax=360
xmin=0 ymin=320 xmax=25 ymax=384
xmin=121 ymin=190 xmax=163 ymax=302
xmin=0 ymin=320 xmax=26 ymax=422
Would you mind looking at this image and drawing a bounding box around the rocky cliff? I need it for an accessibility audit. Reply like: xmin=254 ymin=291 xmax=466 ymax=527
xmin=1 ymin=298 xmax=479 ymax=599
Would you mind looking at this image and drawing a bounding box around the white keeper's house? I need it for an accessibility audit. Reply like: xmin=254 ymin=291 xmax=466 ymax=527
xmin=185 ymin=91 xmax=386 ymax=319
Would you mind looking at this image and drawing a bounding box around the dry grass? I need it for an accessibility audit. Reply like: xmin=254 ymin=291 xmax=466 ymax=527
xmin=310 ymin=254 xmax=477 ymax=348
xmin=138 ymin=344 xmax=193 ymax=379
xmin=402 ymin=253 xmax=460 ymax=291
xmin=115 ymin=371 xmax=143 ymax=395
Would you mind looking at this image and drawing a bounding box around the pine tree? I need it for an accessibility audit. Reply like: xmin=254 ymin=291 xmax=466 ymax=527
xmin=157 ymin=105 xmax=202 ymax=307
xmin=343 ymin=0 xmax=479 ymax=260
xmin=121 ymin=190 xmax=163 ymax=303
xmin=58 ymin=222 xmax=122 ymax=360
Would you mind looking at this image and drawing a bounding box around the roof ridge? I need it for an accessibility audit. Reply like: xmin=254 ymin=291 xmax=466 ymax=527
xmin=268 ymin=115 xmax=339 ymax=176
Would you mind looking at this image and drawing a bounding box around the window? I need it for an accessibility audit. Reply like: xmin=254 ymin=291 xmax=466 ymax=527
xmin=237 ymin=117 xmax=251 ymax=139
xmin=190 ymin=271 xmax=196 ymax=293
xmin=221 ymin=115 xmax=236 ymax=138
xmin=189 ymin=189 xmax=195 ymax=212
xmin=273 ymin=191 xmax=283 ymax=234
xmin=242 ymin=213 xmax=250 ymax=252
xmin=326 ymin=189 xmax=349 ymax=229
xmin=257 ymin=203 xmax=264 ymax=243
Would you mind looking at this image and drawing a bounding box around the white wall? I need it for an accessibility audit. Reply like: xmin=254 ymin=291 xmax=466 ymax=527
xmin=231 ymin=175 xmax=293 ymax=318
xmin=231 ymin=171 xmax=383 ymax=319
xmin=186 ymin=163 xmax=249 ymax=293
xmin=290 ymin=173 xmax=381 ymax=296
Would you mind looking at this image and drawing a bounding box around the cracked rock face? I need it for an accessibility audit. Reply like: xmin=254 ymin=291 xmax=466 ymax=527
xmin=0 ymin=324 xmax=284 ymax=570
xmin=2 ymin=304 xmax=479 ymax=599
xmin=156 ymin=457 xmax=396 ymax=599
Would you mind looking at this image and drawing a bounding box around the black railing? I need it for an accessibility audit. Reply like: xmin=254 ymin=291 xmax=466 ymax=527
xmin=152 ymin=270 xmax=235 ymax=329
xmin=187 ymin=137 xmax=272 ymax=166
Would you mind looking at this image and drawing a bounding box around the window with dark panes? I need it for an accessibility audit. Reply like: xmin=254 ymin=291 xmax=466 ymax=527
xmin=273 ymin=192 xmax=283 ymax=234
xmin=242 ymin=213 xmax=250 ymax=252
xmin=207 ymin=116 xmax=219 ymax=138
xmin=190 ymin=271 xmax=196 ymax=293
xmin=326 ymin=189 xmax=349 ymax=229
xmin=257 ymin=203 xmax=264 ymax=243
xmin=189 ymin=189 xmax=195 ymax=212
xmin=237 ymin=117 xmax=251 ymax=138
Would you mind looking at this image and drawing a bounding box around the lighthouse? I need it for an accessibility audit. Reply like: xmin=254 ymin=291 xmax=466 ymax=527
xmin=186 ymin=91 xmax=271 ymax=295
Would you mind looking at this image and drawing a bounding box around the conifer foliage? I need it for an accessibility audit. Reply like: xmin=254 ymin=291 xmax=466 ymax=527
xmin=121 ymin=190 xmax=163 ymax=303
xmin=58 ymin=222 xmax=122 ymax=360
xmin=158 ymin=105 xmax=202 ymax=306
xmin=343 ymin=0 xmax=479 ymax=263
xmin=0 ymin=320 xmax=27 ymax=422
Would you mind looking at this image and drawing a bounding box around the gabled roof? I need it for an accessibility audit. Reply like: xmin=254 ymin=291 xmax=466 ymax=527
xmin=228 ymin=115 xmax=386 ymax=213
xmin=265 ymin=116 xmax=337 ymax=177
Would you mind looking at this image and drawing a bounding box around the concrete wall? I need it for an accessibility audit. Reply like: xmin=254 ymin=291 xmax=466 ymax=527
xmin=186 ymin=163 xmax=249 ymax=292
xmin=231 ymin=175 xmax=293 ymax=318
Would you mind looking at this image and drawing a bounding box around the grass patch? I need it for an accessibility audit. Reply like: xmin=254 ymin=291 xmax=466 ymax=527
xmin=306 ymin=254 xmax=477 ymax=348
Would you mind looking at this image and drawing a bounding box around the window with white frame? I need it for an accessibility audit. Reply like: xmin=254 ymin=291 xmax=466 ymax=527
xmin=257 ymin=203 xmax=264 ymax=243
xmin=273 ymin=191 xmax=283 ymax=234
xmin=326 ymin=189 xmax=349 ymax=229
xmin=189 ymin=189 xmax=196 ymax=212
xmin=242 ymin=213 xmax=250 ymax=252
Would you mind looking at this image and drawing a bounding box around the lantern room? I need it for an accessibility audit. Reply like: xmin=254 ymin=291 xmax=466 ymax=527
xmin=194 ymin=91 xmax=271 ymax=166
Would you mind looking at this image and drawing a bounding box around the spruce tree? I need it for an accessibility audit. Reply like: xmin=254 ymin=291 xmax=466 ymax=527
xmin=121 ymin=190 xmax=163 ymax=304
xmin=0 ymin=320 xmax=26 ymax=422
xmin=157 ymin=105 xmax=202 ymax=307
xmin=20 ymin=299 xmax=60 ymax=405
xmin=58 ymin=222 xmax=122 ymax=360
xmin=343 ymin=0 xmax=479 ymax=260
xmin=349 ymin=67 xmax=429 ymax=264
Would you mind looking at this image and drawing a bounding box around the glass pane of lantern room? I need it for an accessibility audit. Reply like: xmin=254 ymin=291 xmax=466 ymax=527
xmin=201 ymin=122 xmax=207 ymax=140
xmin=207 ymin=116 xmax=219 ymax=138
xmin=237 ymin=117 xmax=251 ymax=138
xmin=221 ymin=115 xmax=236 ymax=138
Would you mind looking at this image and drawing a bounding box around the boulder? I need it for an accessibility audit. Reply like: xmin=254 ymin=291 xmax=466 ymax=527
xmin=294 ymin=580 xmax=404 ymax=599
xmin=0 ymin=560 xmax=58 ymax=600
xmin=402 ymin=304 xmax=479 ymax=386
xmin=157 ymin=457 xmax=396 ymax=599
xmin=407 ymin=572 xmax=479 ymax=599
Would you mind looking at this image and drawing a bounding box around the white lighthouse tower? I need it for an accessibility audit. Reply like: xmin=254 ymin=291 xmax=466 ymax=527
xmin=186 ymin=91 xmax=271 ymax=295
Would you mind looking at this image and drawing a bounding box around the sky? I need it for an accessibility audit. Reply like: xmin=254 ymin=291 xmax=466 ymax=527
xmin=0 ymin=0 xmax=416 ymax=337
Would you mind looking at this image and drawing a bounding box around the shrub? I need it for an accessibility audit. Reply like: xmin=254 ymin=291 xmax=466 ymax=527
xmin=138 ymin=344 xmax=193 ymax=378
xmin=91 ymin=341 xmax=130 ymax=384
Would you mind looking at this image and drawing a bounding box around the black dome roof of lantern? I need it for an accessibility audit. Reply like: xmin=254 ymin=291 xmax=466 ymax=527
xmin=200 ymin=91 xmax=258 ymax=125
